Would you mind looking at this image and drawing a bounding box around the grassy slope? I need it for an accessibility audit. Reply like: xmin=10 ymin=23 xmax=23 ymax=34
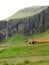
xmin=0 ymin=30 xmax=49 ymax=65
xmin=0 ymin=30 xmax=49 ymax=58
xmin=6 ymin=6 xmax=48 ymax=20
xmin=6 ymin=9 xmax=43 ymax=20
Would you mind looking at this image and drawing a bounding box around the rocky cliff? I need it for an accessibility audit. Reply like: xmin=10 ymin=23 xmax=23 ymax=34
xmin=0 ymin=6 xmax=49 ymax=41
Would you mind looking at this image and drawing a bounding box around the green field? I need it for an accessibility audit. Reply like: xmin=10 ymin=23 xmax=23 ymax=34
xmin=0 ymin=30 xmax=49 ymax=65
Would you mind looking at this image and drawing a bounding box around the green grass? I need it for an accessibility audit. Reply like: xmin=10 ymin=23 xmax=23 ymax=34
xmin=4 ymin=29 xmax=49 ymax=44
xmin=2 ymin=59 xmax=49 ymax=65
xmin=0 ymin=30 xmax=49 ymax=58
xmin=6 ymin=9 xmax=43 ymax=20
xmin=0 ymin=30 xmax=49 ymax=65
xmin=0 ymin=42 xmax=49 ymax=58
xmin=16 ymin=60 xmax=49 ymax=65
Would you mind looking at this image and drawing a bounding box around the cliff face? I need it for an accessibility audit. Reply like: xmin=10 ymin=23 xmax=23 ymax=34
xmin=0 ymin=7 xmax=49 ymax=41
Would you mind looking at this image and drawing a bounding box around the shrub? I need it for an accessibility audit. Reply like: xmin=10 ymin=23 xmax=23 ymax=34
xmin=24 ymin=60 xmax=30 ymax=64
xmin=3 ymin=61 xmax=9 ymax=65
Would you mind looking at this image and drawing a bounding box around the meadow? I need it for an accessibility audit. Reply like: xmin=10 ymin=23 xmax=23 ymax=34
xmin=0 ymin=30 xmax=49 ymax=65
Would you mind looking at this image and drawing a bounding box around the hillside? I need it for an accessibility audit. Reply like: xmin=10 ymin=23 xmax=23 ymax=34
xmin=0 ymin=6 xmax=49 ymax=65
xmin=0 ymin=6 xmax=49 ymax=41
xmin=6 ymin=6 xmax=48 ymax=20
xmin=0 ymin=30 xmax=49 ymax=65
xmin=18 ymin=6 xmax=47 ymax=12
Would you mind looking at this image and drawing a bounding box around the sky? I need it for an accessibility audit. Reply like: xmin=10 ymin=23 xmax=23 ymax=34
xmin=0 ymin=0 xmax=49 ymax=20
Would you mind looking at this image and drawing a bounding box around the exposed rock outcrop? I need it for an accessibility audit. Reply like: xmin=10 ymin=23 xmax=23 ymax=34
xmin=0 ymin=6 xmax=49 ymax=41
